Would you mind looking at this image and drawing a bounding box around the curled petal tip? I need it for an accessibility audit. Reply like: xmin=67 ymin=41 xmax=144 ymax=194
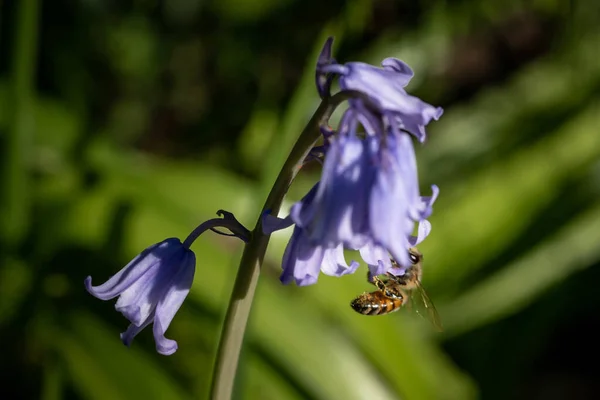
xmin=346 ymin=260 xmax=361 ymax=275
xmin=368 ymin=260 xmax=388 ymax=277
xmin=430 ymin=184 xmax=440 ymax=200
xmin=409 ymin=220 xmax=432 ymax=246
xmin=120 ymin=326 xmax=137 ymax=348
xmin=280 ymin=277 xmax=291 ymax=285
xmin=156 ymin=339 xmax=178 ymax=356
xmin=84 ymin=276 xmax=93 ymax=293
xmin=280 ymin=274 xmax=293 ymax=285
xmin=381 ymin=57 xmax=414 ymax=80
xmin=296 ymin=275 xmax=318 ymax=286
xmin=389 ymin=266 xmax=407 ymax=276
xmin=120 ymin=332 xmax=131 ymax=348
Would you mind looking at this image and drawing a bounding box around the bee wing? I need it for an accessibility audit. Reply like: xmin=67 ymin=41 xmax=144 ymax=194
xmin=412 ymin=281 xmax=444 ymax=332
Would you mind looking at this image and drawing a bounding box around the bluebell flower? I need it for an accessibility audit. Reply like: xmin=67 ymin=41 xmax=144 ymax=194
xmin=85 ymin=238 xmax=195 ymax=355
xmin=265 ymin=73 xmax=439 ymax=282
xmin=316 ymin=37 xmax=443 ymax=143
xmin=86 ymin=210 xmax=250 ymax=355
xmin=263 ymin=186 xmax=360 ymax=286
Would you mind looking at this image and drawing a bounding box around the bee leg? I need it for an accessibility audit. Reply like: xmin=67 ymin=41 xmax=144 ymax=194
xmin=375 ymin=277 xmax=389 ymax=292
xmin=367 ymin=272 xmax=387 ymax=292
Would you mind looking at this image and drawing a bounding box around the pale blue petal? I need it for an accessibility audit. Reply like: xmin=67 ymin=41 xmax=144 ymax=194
xmin=409 ymin=220 xmax=432 ymax=246
xmin=84 ymin=239 xmax=179 ymax=300
xmin=320 ymin=244 xmax=360 ymax=277
xmin=153 ymin=251 xmax=196 ymax=355
xmin=281 ymin=226 xmax=324 ymax=286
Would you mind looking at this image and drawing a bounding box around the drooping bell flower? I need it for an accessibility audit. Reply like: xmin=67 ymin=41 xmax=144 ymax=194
xmin=264 ymin=107 xmax=438 ymax=282
xmin=262 ymin=186 xmax=360 ymax=286
xmin=85 ymin=210 xmax=250 ymax=355
xmin=316 ymin=37 xmax=443 ymax=143
xmin=85 ymin=239 xmax=195 ymax=355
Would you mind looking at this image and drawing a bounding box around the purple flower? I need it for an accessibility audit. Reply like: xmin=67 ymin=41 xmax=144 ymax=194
xmin=365 ymin=129 xmax=438 ymax=269
xmin=265 ymin=109 xmax=438 ymax=282
xmin=85 ymin=238 xmax=195 ymax=356
xmin=281 ymin=226 xmax=360 ymax=286
xmin=85 ymin=210 xmax=250 ymax=355
xmin=316 ymin=37 xmax=443 ymax=142
xmin=263 ymin=188 xmax=360 ymax=286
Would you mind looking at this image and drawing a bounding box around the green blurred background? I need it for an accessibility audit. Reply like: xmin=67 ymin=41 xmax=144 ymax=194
xmin=1 ymin=0 xmax=599 ymax=399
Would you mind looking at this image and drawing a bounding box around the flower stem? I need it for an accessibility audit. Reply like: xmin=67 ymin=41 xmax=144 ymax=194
xmin=209 ymin=91 xmax=357 ymax=400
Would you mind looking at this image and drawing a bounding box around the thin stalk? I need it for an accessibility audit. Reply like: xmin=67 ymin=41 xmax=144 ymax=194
xmin=209 ymin=91 xmax=358 ymax=400
xmin=2 ymin=0 xmax=40 ymax=244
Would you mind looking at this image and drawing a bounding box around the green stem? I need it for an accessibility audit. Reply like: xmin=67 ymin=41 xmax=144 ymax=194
xmin=2 ymin=0 xmax=40 ymax=244
xmin=209 ymin=91 xmax=358 ymax=400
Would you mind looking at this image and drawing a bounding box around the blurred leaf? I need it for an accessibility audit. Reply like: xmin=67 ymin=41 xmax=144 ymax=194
xmin=88 ymin=140 xmax=255 ymax=222
xmin=425 ymin=102 xmax=600 ymax=289
xmin=53 ymin=311 xmax=190 ymax=400
xmin=237 ymin=108 xmax=279 ymax=174
xmin=422 ymin=30 xmax=600 ymax=184
xmin=0 ymin=93 xmax=78 ymax=165
xmin=41 ymin=359 xmax=63 ymax=400
xmin=212 ymin=0 xmax=292 ymax=22
xmin=243 ymin=353 xmax=307 ymax=400
xmin=107 ymin=16 xmax=158 ymax=83
xmin=0 ymin=258 xmax=32 ymax=325
xmin=441 ymin=202 xmax=600 ymax=336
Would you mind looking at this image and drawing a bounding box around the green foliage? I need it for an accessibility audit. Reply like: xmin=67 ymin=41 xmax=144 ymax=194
xmin=0 ymin=0 xmax=597 ymax=399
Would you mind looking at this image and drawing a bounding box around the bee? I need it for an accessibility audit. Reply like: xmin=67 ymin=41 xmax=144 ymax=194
xmin=350 ymin=247 xmax=443 ymax=331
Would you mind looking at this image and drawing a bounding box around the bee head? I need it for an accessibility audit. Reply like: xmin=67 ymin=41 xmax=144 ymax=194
xmin=408 ymin=248 xmax=422 ymax=265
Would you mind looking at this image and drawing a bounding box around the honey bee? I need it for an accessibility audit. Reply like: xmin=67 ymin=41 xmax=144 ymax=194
xmin=350 ymin=247 xmax=443 ymax=331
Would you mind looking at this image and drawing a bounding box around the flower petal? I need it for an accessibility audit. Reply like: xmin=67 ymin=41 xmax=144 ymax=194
xmin=392 ymin=132 xmax=423 ymax=222
xmin=417 ymin=185 xmax=439 ymax=220
xmin=152 ymin=251 xmax=196 ymax=355
xmin=381 ymin=58 xmax=414 ymax=82
xmin=320 ymin=244 xmax=360 ymax=277
xmin=319 ymin=63 xmax=349 ymax=76
xmin=388 ymin=264 xmax=408 ymax=277
xmin=120 ymin=312 xmax=154 ymax=348
xmin=332 ymin=61 xmax=441 ymax=141
xmin=339 ymin=62 xmax=415 ymax=106
xmin=308 ymin=133 xmax=374 ymax=249
xmin=290 ymin=183 xmax=320 ymax=228
xmin=368 ymin=136 xmax=415 ymax=267
xmin=85 ymin=239 xmax=181 ymax=300
xmin=114 ymin=265 xmax=161 ymax=326
xmin=359 ymin=242 xmax=392 ymax=275
xmin=114 ymin=245 xmax=189 ymax=326
xmin=394 ymin=103 xmax=444 ymax=143
xmin=281 ymin=226 xmax=324 ymax=286
xmin=409 ymin=220 xmax=432 ymax=246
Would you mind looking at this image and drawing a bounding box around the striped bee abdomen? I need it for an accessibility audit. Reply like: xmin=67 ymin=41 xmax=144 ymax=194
xmin=350 ymin=291 xmax=402 ymax=316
